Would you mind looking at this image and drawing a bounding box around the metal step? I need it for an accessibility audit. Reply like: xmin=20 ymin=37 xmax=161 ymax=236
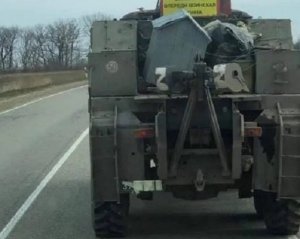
xmin=283 ymin=121 xmax=300 ymax=135
xmin=182 ymin=149 xmax=219 ymax=156
xmin=281 ymin=113 xmax=300 ymax=117
xmin=280 ymin=108 xmax=300 ymax=116
xmin=282 ymin=155 xmax=300 ymax=159
xmin=282 ymin=134 xmax=300 ymax=137
xmin=281 ymin=176 xmax=300 ymax=179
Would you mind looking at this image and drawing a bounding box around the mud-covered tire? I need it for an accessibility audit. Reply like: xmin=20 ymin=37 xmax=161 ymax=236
xmin=264 ymin=199 xmax=300 ymax=235
xmin=93 ymin=194 xmax=130 ymax=238
xmin=253 ymin=190 xmax=265 ymax=218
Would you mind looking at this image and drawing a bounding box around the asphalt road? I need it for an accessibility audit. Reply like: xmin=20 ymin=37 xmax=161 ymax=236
xmin=0 ymin=86 xmax=299 ymax=239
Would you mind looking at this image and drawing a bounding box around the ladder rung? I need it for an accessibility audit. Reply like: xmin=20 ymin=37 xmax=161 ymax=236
xmin=282 ymin=155 xmax=300 ymax=159
xmin=283 ymin=122 xmax=300 ymax=126
xmin=182 ymin=149 xmax=219 ymax=156
xmin=281 ymin=114 xmax=300 ymax=116
xmin=282 ymin=134 xmax=300 ymax=138
xmin=281 ymin=176 xmax=300 ymax=179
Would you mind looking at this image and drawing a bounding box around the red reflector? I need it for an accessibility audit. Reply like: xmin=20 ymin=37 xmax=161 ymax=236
xmin=134 ymin=128 xmax=155 ymax=139
xmin=244 ymin=127 xmax=262 ymax=138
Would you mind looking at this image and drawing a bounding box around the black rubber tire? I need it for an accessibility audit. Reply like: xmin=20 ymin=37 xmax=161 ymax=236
xmin=93 ymin=194 xmax=130 ymax=238
xmin=253 ymin=190 xmax=265 ymax=218
xmin=264 ymin=198 xmax=300 ymax=235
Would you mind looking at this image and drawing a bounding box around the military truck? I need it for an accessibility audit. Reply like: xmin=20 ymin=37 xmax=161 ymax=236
xmin=88 ymin=0 xmax=300 ymax=237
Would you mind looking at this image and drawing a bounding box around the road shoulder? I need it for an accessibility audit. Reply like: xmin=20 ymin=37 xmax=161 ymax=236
xmin=0 ymin=81 xmax=87 ymax=113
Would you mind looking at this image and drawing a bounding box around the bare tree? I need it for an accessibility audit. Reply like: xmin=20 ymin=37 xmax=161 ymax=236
xmin=81 ymin=12 xmax=112 ymax=37
xmin=45 ymin=20 xmax=81 ymax=69
xmin=19 ymin=26 xmax=54 ymax=71
xmin=19 ymin=29 xmax=36 ymax=70
xmin=1 ymin=12 xmax=108 ymax=72
xmin=33 ymin=25 xmax=49 ymax=68
xmin=0 ymin=27 xmax=19 ymax=71
xmin=64 ymin=21 xmax=81 ymax=67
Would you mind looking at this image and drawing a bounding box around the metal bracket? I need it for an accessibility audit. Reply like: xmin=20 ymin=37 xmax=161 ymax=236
xmin=114 ymin=105 xmax=121 ymax=203
xmin=232 ymin=106 xmax=243 ymax=179
xmin=206 ymin=87 xmax=231 ymax=177
xmin=156 ymin=112 xmax=168 ymax=179
xmin=169 ymin=86 xmax=198 ymax=177
xmin=277 ymin=102 xmax=284 ymax=199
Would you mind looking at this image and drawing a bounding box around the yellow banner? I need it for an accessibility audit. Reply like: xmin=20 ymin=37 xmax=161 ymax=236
xmin=162 ymin=0 xmax=218 ymax=17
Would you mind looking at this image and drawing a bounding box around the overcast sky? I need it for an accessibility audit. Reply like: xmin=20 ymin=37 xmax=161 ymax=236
xmin=0 ymin=0 xmax=299 ymax=39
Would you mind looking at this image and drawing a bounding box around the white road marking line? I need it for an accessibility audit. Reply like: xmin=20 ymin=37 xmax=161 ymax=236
xmin=0 ymin=85 xmax=87 ymax=116
xmin=0 ymin=128 xmax=89 ymax=239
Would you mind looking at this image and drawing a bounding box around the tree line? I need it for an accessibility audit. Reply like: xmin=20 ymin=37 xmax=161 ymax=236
xmin=0 ymin=13 xmax=110 ymax=73
xmin=1 ymin=13 xmax=299 ymax=73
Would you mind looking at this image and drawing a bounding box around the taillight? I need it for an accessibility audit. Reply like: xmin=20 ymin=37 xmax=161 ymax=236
xmin=244 ymin=126 xmax=263 ymax=138
xmin=134 ymin=128 xmax=155 ymax=139
xmin=244 ymin=122 xmax=263 ymax=138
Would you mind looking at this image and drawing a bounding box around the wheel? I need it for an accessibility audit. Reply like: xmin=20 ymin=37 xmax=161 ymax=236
xmin=264 ymin=199 xmax=300 ymax=235
xmin=253 ymin=190 xmax=265 ymax=218
xmin=93 ymin=194 xmax=130 ymax=238
xmin=256 ymin=191 xmax=300 ymax=235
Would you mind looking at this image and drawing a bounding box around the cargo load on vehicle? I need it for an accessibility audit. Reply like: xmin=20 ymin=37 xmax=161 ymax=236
xmin=88 ymin=0 xmax=300 ymax=237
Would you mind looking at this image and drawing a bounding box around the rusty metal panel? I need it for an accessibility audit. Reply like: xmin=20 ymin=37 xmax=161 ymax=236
xmin=255 ymin=50 xmax=300 ymax=94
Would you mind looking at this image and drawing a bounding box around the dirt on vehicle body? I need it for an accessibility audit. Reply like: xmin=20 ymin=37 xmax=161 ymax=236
xmin=88 ymin=0 xmax=300 ymax=237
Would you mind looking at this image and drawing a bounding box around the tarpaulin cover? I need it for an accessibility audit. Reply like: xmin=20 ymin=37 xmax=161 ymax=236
xmin=204 ymin=20 xmax=254 ymax=65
